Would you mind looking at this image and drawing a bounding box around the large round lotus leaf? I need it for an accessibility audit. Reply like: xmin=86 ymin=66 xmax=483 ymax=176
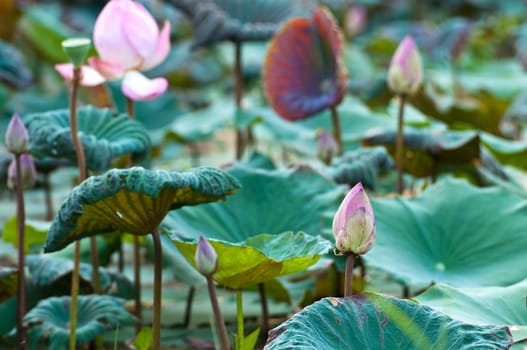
xmin=0 ymin=267 xmax=17 ymax=304
xmin=24 ymin=295 xmax=136 ymax=350
xmin=24 ymin=105 xmax=152 ymax=172
xmin=365 ymin=177 xmax=527 ymax=287
xmin=265 ymin=293 xmax=513 ymax=349
xmin=415 ymin=282 xmax=527 ymax=343
xmin=44 ymin=166 xmax=240 ymax=253
xmin=263 ymin=7 xmax=348 ymax=121
xmin=164 ymin=164 xmax=345 ymax=242
xmin=174 ymin=231 xmax=331 ymax=289
xmin=167 ymin=0 xmax=309 ymax=47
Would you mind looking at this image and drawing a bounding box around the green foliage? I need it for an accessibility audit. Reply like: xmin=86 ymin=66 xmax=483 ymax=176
xmin=23 ymin=295 xmax=136 ymax=350
xmin=0 ymin=41 xmax=32 ymax=89
xmin=2 ymin=217 xmax=49 ymax=254
xmin=265 ymin=293 xmax=513 ymax=349
xmin=134 ymin=327 xmax=154 ymax=350
xmin=0 ymin=267 xmax=17 ymax=304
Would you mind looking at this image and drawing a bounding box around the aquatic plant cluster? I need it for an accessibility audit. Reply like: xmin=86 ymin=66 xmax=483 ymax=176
xmin=1 ymin=0 xmax=526 ymax=349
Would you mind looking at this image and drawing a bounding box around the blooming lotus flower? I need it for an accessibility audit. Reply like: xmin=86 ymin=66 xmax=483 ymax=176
xmin=332 ymin=183 xmax=376 ymax=255
xmin=7 ymin=154 xmax=37 ymax=190
xmin=387 ymin=35 xmax=423 ymax=96
xmin=55 ymin=0 xmax=170 ymax=101
xmin=5 ymin=113 xmax=29 ymax=155
xmin=195 ymin=236 xmax=218 ymax=276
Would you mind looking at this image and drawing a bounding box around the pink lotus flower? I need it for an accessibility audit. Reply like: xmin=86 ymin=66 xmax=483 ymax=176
xmin=387 ymin=35 xmax=423 ymax=96
xmin=332 ymin=183 xmax=376 ymax=255
xmin=55 ymin=0 xmax=171 ymax=101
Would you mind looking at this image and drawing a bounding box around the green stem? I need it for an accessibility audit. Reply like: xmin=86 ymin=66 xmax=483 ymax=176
xmin=258 ymin=283 xmax=269 ymax=340
xmin=125 ymin=97 xmax=143 ymax=332
xmin=15 ymin=153 xmax=27 ymax=349
xmin=69 ymin=241 xmax=80 ymax=350
xmin=344 ymin=253 xmax=357 ymax=297
xmin=206 ymin=276 xmax=230 ymax=350
xmin=43 ymin=172 xmax=53 ymax=221
xmin=330 ymin=106 xmax=343 ymax=156
xmin=236 ymin=289 xmax=244 ymax=349
xmin=152 ymin=228 xmax=162 ymax=350
xmin=183 ymin=287 xmax=195 ymax=328
xmin=234 ymin=41 xmax=245 ymax=160
xmin=396 ymin=95 xmax=407 ymax=195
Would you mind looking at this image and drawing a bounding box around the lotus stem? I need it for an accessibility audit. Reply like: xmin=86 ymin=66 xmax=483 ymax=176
xmin=43 ymin=172 xmax=53 ymax=221
xmin=330 ymin=106 xmax=343 ymax=156
xmin=206 ymin=276 xmax=230 ymax=350
xmin=14 ymin=153 xmax=27 ymax=349
xmin=396 ymin=95 xmax=407 ymax=195
xmin=69 ymin=241 xmax=81 ymax=350
xmin=183 ymin=287 xmax=195 ymax=328
xmin=234 ymin=41 xmax=245 ymax=160
xmin=344 ymin=252 xmax=357 ymax=297
xmin=258 ymin=283 xmax=269 ymax=341
xmin=125 ymin=96 xmax=143 ymax=331
xmin=152 ymin=228 xmax=163 ymax=350
xmin=236 ymin=289 xmax=244 ymax=349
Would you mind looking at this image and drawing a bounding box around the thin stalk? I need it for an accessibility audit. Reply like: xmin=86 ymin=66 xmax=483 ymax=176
xmin=396 ymin=95 xmax=407 ymax=195
xmin=152 ymin=228 xmax=162 ymax=350
xmin=236 ymin=289 xmax=244 ymax=349
xmin=125 ymin=96 xmax=143 ymax=331
xmin=43 ymin=172 xmax=53 ymax=221
xmin=257 ymin=283 xmax=269 ymax=340
xmin=330 ymin=106 xmax=343 ymax=156
xmin=69 ymin=241 xmax=81 ymax=350
xmin=183 ymin=287 xmax=195 ymax=328
xmin=344 ymin=253 xmax=357 ymax=297
xmin=234 ymin=41 xmax=245 ymax=160
xmin=15 ymin=154 xmax=27 ymax=349
xmin=206 ymin=276 xmax=230 ymax=350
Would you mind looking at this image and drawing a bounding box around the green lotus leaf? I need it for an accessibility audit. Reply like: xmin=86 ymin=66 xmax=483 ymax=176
xmin=167 ymin=0 xmax=310 ymax=47
xmin=44 ymin=166 xmax=240 ymax=253
xmin=0 ymin=268 xmax=17 ymax=304
xmin=2 ymin=217 xmax=49 ymax=254
xmin=23 ymin=295 xmax=136 ymax=350
xmin=329 ymin=147 xmax=394 ymax=190
xmin=24 ymin=105 xmax=152 ymax=172
xmin=174 ymin=231 xmax=331 ymax=289
xmin=365 ymin=178 xmax=527 ymax=287
xmin=0 ymin=40 xmax=32 ymax=89
xmin=160 ymin=234 xmax=205 ymax=287
xmin=164 ymin=164 xmax=344 ymax=242
xmin=481 ymin=132 xmax=527 ymax=171
xmin=415 ymin=282 xmax=527 ymax=342
xmin=363 ymin=128 xmax=480 ymax=178
xmin=265 ymin=293 xmax=513 ymax=349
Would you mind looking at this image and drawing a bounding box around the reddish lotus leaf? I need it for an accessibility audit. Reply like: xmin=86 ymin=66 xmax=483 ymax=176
xmin=263 ymin=7 xmax=348 ymax=121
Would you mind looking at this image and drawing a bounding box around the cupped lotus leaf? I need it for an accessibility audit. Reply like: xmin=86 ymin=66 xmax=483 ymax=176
xmin=23 ymin=295 xmax=136 ymax=350
xmin=24 ymin=106 xmax=151 ymax=172
xmin=263 ymin=7 xmax=348 ymax=121
xmin=44 ymin=166 xmax=240 ymax=253
xmin=415 ymin=282 xmax=527 ymax=342
xmin=0 ymin=267 xmax=17 ymax=304
xmin=0 ymin=40 xmax=32 ymax=89
xmin=164 ymin=164 xmax=345 ymax=242
xmin=174 ymin=231 xmax=331 ymax=289
xmin=265 ymin=293 xmax=513 ymax=349
xmin=329 ymin=147 xmax=394 ymax=189
xmin=167 ymin=0 xmax=309 ymax=47
xmin=363 ymin=128 xmax=480 ymax=178
xmin=365 ymin=178 xmax=527 ymax=287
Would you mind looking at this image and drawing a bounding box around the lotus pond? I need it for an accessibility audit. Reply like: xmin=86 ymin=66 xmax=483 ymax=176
xmin=1 ymin=0 xmax=527 ymax=349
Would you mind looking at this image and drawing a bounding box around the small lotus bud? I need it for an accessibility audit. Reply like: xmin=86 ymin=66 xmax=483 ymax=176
xmin=332 ymin=183 xmax=376 ymax=255
xmin=387 ymin=36 xmax=423 ymax=96
xmin=62 ymin=38 xmax=92 ymax=68
xmin=195 ymin=236 xmax=218 ymax=276
xmin=5 ymin=113 xmax=29 ymax=154
xmin=345 ymin=6 xmax=367 ymax=37
xmin=317 ymin=129 xmax=339 ymax=165
xmin=7 ymin=154 xmax=37 ymax=190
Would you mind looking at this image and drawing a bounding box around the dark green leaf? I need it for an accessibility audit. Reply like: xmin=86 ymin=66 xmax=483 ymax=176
xmin=265 ymin=293 xmax=513 ymax=349
xmin=0 ymin=40 xmax=32 ymax=89
xmin=0 ymin=268 xmax=17 ymax=304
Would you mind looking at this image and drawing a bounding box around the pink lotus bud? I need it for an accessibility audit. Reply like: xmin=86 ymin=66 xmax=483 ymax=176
xmin=345 ymin=6 xmax=367 ymax=37
xmin=5 ymin=113 xmax=29 ymax=154
xmin=332 ymin=183 xmax=376 ymax=255
xmin=7 ymin=154 xmax=37 ymax=190
xmin=195 ymin=236 xmax=218 ymax=276
xmin=387 ymin=36 xmax=423 ymax=96
xmin=93 ymin=0 xmax=171 ymax=73
xmin=317 ymin=129 xmax=339 ymax=165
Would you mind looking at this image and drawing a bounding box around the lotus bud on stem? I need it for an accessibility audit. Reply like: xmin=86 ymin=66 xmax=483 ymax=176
xmin=387 ymin=35 xmax=423 ymax=194
xmin=332 ymin=183 xmax=376 ymax=296
xmin=195 ymin=236 xmax=230 ymax=350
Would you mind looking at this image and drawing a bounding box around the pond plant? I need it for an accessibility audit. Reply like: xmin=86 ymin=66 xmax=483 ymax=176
xmin=2 ymin=2 xmax=527 ymax=350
